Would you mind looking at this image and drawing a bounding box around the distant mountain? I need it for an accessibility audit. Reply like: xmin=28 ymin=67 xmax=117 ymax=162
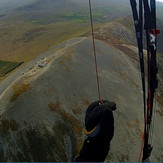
xmin=1 ymin=0 xmax=163 ymax=26
xmin=0 ymin=0 xmax=34 ymax=12
xmin=1 ymin=0 xmax=131 ymax=24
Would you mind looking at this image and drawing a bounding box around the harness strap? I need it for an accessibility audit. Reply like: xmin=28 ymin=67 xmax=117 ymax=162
xmin=84 ymin=124 xmax=101 ymax=137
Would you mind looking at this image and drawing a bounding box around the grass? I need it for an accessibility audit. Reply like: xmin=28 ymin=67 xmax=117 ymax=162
xmin=0 ymin=1 xmax=162 ymax=65
xmin=48 ymin=102 xmax=82 ymax=136
xmin=0 ymin=60 xmax=23 ymax=77
xmin=0 ymin=5 xmax=117 ymax=65
xmin=72 ymin=103 xmax=82 ymax=115
xmin=10 ymin=83 xmax=30 ymax=102
xmin=156 ymin=94 xmax=163 ymax=112
xmin=9 ymin=122 xmax=78 ymax=162
xmin=49 ymin=101 xmax=61 ymax=111
xmin=0 ymin=20 xmax=90 ymax=63
xmin=59 ymin=11 xmax=89 ymax=22
xmin=0 ymin=118 xmax=19 ymax=134
xmin=59 ymin=7 xmax=121 ymax=23
xmin=156 ymin=110 xmax=163 ymax=117
xmin=82 ymin=98 xmax=90 ymax=107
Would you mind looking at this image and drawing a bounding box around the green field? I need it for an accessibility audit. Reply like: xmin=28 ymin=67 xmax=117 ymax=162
xmin=58 ymin=8 xmax=114 ymax=23
xmin=0 ymin=61 xmax=23 ymax=77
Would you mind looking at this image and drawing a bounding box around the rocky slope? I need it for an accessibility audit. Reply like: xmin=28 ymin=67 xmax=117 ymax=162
xmin=86 ymin=16 xmax=163 ymax=113
xmin=0 ymin=37 xmax=163 ymax=162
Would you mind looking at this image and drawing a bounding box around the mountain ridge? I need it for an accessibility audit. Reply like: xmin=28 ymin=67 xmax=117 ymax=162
xmin=0 ymin=36 xmax=163 ymax=162
xmin=0 ymin=0 xmax=163 ymax=162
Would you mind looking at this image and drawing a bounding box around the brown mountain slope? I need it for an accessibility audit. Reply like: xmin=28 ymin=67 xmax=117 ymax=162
xmin=0 ymin=37 xmax=162 ymax=162
xmin=84 ymin=16 xmax=163 ymax=113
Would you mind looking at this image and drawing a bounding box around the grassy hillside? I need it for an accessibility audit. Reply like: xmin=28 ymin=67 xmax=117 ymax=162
xmin=1 ymin=38 xmax=163 ymax=162
xmin=0 ymin=20 xmax=90 ymax=62
xmin=0 ymin=0 xmax=131 ymax=65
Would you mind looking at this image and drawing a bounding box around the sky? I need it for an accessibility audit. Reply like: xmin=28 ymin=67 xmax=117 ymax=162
xmin=157 ymin=0 xmax=163 ymax=2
